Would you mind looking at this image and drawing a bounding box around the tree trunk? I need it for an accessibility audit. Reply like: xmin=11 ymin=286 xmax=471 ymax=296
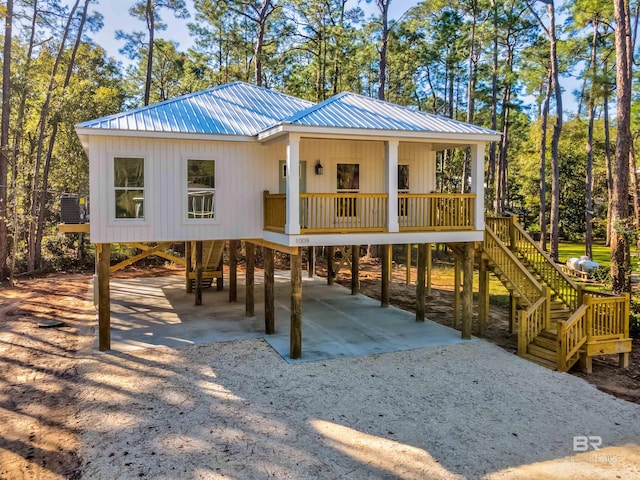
xmin=144 ymin=0 xmax=155 ymax=106
xmin=628 ymin=144 xmax=640 ymax=246
xmin=539 ymin=72 xmax=551 ymax=252
xmin=377 ymin=0 xmax=389 ymax=100
xmin=462 ymin=5 xmax=477 ymax=194
xmin=34 ymin=0 xmax=91 ymax=268
xmin=27 ymin=0 xmax=80 ymax=271
xmin=0 ymin=0 xmax=13 ymax=278
xmin=487 ymin=0 xmax=499 ymax=206
xmin=547 ymin=2 xmax=563 ymax=263
xmin=604 ymin=85 xmax=613 ymax=246
xmin=585 ymin=22 xmax=598 ymax=259
xmin=611 ymin=0 xmax=633 ymax=293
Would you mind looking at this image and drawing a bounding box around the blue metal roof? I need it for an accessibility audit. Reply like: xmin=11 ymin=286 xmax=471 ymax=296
xmin=283 ymin=92 xmax=497 ymax=135
xmin=77 ymin=82 xmax=499 ymax=139
xmin=76 ymin=82 xmax=314 ymax=136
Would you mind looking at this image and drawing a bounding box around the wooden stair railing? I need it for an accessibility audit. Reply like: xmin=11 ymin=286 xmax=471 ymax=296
xmin=487 ymin=215 xmax=580 ymax=309
xmin=518 ymin=287 xmax=551 ymax=357
xmin=483 ymin=227 xmax=544 ymax=306
xmin=510 ymin=220 xmax=580 ymax=310
xmin=485 ymin=215 xmax=631 ymax=373
xmin=557 ymin=304 xmax=588 ymax=372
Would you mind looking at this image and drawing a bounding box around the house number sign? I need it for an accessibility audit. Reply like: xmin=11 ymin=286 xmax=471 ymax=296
xmin=295 ymin=237 xmax=310 ymax=245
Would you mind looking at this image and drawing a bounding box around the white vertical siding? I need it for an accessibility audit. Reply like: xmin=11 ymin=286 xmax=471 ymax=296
xmin=87 ymin=135 xmax=438 ymax=243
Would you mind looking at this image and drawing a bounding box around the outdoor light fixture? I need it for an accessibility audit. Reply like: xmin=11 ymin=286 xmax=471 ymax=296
xmin=315 ymin=160 xmax=324 ymax=175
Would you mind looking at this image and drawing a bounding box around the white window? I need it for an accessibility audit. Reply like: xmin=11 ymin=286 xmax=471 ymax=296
xmin=187 ymin=159 xmax=215 ymax=219
xmin=114 ymin=157 xmax=145 ymax=219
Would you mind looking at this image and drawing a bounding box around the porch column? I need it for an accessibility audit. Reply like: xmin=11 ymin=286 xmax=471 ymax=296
xmin=385 ymin=140 xmax=399 ymax=232
xmin=470 ymin=143 xmax=485 ymax=230
xmin=97 ymin=243 xmax=111 ymax=351
xmin=285 ymin=133 xmax=301 ymax=235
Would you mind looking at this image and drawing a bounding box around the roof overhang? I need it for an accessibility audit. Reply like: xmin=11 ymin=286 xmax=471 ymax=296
xmin=74 ymin=127 xmax=257 ymax=148
xmin=257 ymin=124 xmax=502 ymax=145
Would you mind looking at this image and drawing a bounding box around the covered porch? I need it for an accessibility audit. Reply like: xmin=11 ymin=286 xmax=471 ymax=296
xmin=260 ymin=133 xmax=486 ymax=239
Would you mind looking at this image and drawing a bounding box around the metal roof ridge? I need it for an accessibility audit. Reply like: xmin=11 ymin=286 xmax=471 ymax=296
xmin=336 ymin=91 xmax=499 ymax=134
xmin=282 ymin=92 xmax=348 ymax=124
xmin=74 ymin=84 xmax=233 ymax=128
xmin=75 ymin=81 xmax=314 ymax=129
xmin=232 ymin=81 xmax=316 ymax=106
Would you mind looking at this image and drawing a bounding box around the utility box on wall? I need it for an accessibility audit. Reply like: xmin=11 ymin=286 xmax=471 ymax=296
xmin=60 ymin=195 xmax=89 ymax=224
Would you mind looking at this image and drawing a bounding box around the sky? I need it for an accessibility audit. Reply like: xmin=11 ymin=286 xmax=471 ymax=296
xmin=80 ymin=0 xmax=578 ymax=114
xmin=88 ymin=0 xmax=415 ymax=64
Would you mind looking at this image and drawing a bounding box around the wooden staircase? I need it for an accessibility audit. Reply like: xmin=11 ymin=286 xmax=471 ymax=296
xmin=481 ymin=216 xmax=632 ymax=373
xmin=186 ymin=240 xmax=225 ymax=287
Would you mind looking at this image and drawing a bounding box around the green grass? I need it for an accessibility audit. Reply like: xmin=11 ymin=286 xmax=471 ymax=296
xmin=557 ymin=242 xmax=611 ymax=269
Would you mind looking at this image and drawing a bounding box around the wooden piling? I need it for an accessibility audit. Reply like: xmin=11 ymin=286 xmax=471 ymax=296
xmin=381 ymin=244 xmax=391 ymax=308
xmin=327 ymin=246 xmax=335 ymax=285
xmin=461 ymin=242 xmax=475 ymax=339
xmin=229 ymin=240 xmax=238 ymax=302
xmin=509 ymin=294 xmax=516 ymax=334
xmin=246 ymin=241 xmax=255 ymax=317
xmin=185 ymin=241 xmax=192 ymax=293
xmin=453 ymin=254 xmax=461 ymax=328
xmin=478 ymin=258 xmax=489 ymax=336
xmin=416 ymin=243 xmax=427 ymax=322
xmin=351 ymin=245 xmax=360 ymax=295
xmin=426 ymin=242 xmax=432 ymax=294
xmin=406 ymin=244 xmax=412 ymax=285
xmin=97 ymin=243 xmax=111 ymax=351
xmin=195 ymin=241 xmax=203 ymax=306
xmin=308 ymin=246 xmax=315 ymax=278
xmin=264 ymin=246 xmax=275 ymax=334
xmin=290 ymin=252 xmax=302 ymax=359
xmin=216 ymin=253 xmax=224 ymax=291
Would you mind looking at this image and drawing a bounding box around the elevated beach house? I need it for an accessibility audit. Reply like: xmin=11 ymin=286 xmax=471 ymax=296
xmin=74 ymin=82 xmax=631 ymax=370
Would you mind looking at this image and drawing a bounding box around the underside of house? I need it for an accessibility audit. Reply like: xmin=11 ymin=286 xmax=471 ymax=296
xmin=68 ymin=82 xmax=631 ymax=370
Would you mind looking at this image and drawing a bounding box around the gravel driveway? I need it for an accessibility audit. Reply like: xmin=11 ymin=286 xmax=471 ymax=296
xmin=75 ymin=338 xmax=640 ymax=479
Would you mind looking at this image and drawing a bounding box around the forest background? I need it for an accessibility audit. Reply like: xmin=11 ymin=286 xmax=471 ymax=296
xmin=0 ymin=0 xmax=637 ymax=293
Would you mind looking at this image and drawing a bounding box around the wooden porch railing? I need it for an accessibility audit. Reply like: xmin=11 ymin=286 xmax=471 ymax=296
xmin=518 ymin=287 xmax=551 ymax=356
xmin=583 ymin=293 xmax=630 ymax=342
xmin=300 ymin=193 xmax=388 ymax=232
xmin=264 ymin=192 xmax=476 ymax=233
xmin=264 ymin=192 xmax=286 ymax=232
xmin=398 ymin=193 xmax=475 ymax=231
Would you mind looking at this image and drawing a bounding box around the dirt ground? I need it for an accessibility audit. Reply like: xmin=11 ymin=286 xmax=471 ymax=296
xmin=0 ymin=260 xmax=639 ymax=479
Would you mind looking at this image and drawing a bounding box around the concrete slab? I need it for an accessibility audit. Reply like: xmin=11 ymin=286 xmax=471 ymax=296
xmin=105 ymin=271 xmax=473 ymax=362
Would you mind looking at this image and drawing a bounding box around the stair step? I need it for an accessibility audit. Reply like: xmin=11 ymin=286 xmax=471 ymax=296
xmin=550 ymin=309 xmax=572 ymax=320
xmin=528 ymin=343 xmax=558 ymax=362
xmin=532 ymin=336 xmax=558 ymax=351
xmin=539 ymin=329 xmax=558 ymax=339
xmin=521 ymin=353 xmax=557 ymax=370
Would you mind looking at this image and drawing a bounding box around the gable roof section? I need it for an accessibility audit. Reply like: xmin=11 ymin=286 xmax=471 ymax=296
xmin=280 ymin=92 xmax=497 ymax=136
xmin=76 ymin=81 xmax=314 ymax=137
